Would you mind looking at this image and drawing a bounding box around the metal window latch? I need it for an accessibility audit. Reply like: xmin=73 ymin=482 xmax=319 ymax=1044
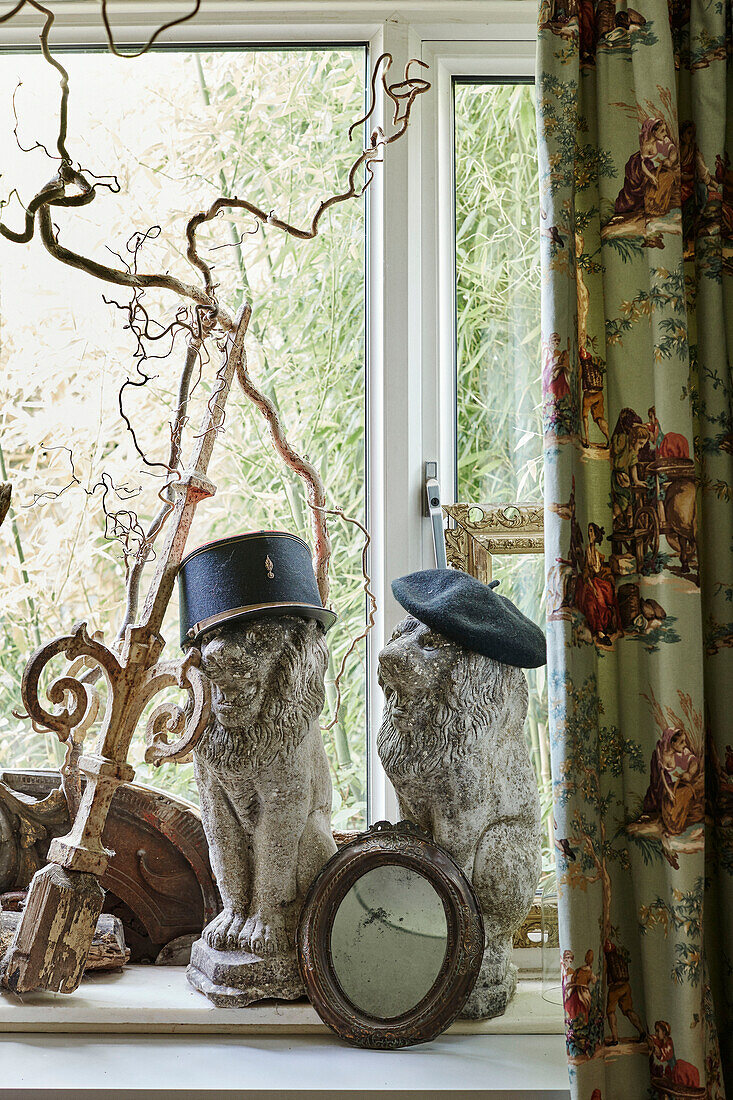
xmin=424 ymin=462 xmax=447 ymax=569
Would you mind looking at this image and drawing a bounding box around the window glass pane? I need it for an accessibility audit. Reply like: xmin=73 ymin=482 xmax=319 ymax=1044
xmin=455 ymin=81 xmax=542 ymax=505
xmin=487 ymin=553 xmax=551 ymax=860
xmin=454 ymin=82 xmax=551 ymax=876
xmin=0 ymin=48 xmax=367 ymax=829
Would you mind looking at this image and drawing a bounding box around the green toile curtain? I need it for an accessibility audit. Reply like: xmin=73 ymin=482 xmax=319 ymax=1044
xmin=536 ymin=0 xmax=732 ymax=1096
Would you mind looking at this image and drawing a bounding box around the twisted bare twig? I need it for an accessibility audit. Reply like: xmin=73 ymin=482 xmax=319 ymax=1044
xmin=100 ymin=0 xmax=203 ymax=60
xmin=114 ymin=321 xmax=213 ymax=637
xmin=25 ymin=220 xmax=210 ymax=596
xmin=233 ymin=337 xmax=333 ymax=603
xmin=29 ymin=448 xmax=144 ymax=552
xmin=311 ymin=506 xmax=377 ymax=732
xmin=184 ymin=54 xmax=430 ymax=299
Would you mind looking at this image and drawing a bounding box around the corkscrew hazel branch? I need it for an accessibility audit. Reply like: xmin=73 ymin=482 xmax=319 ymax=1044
xmin=311 ymin=505 xmax=378 ymax=732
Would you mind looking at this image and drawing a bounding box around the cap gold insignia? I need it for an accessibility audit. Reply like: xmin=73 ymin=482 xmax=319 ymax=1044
xmin=265 ymin=555 xmax=275 ymax=580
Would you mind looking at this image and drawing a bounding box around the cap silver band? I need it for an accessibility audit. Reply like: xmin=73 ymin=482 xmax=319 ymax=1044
xmin=188 ymin=601 xmax=335 ymax=639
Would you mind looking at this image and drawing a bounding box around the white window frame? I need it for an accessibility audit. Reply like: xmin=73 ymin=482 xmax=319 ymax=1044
xmin=0 ymin=1 xmax=538 ymax=824
xmin=365 ymin=18 xmax=537 ymax=821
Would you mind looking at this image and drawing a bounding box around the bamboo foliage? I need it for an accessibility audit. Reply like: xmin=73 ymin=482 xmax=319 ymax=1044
xmin=0 ymin=48 xmax=369 ymax=827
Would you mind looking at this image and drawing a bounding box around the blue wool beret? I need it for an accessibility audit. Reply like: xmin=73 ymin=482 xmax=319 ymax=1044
xmin=391 ymin=569 xmax=547 ymax=669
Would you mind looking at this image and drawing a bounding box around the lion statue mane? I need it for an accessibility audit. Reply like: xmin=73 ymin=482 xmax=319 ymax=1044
xmin=378 ymin=615 xmax=541 ymax=1019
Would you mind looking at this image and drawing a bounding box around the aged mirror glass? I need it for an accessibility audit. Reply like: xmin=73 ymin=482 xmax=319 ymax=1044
xmin=329 ymin=864 xmax=448 ymax=1018
xmin=297 ymin=821 xmax=484 ymax=1049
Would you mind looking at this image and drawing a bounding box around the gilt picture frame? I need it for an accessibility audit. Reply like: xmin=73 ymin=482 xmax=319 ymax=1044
xmin=442 ymin=503 xmax=544 ymax=585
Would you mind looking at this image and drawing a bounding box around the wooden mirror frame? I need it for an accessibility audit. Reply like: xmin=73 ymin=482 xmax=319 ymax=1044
xmin=297 ymin=820 xmax=484 ymax=1049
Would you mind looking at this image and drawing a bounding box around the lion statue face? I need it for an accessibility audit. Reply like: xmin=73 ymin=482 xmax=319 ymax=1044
xmin=378 ymin=616 xmax=464 ymax=708
xmin=378 ymin=616 xmax=528 ymax=779
xmin=202 ymin=618 xmax=290 ymax=730
xmin=198 ymin=615 xmax=329 ymax=772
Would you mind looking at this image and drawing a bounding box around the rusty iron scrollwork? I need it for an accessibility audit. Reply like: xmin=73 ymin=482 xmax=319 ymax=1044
xmin=143 ymin=649 xmax=211 ymax=765
xmin=20 ymin=621 xmax=121 ymax=742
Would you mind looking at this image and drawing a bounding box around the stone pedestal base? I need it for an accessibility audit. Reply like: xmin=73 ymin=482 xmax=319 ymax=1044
xmin=187 ymin=937 xmax=305 ymax=1007
xmin=459 ymin=938 xmax=519 ymax=1020
xmin=461 ymin=959 xmax=518 ymax=1020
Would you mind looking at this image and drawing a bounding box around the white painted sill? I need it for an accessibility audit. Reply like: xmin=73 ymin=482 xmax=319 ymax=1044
xmin=0 ymin=965 xmax=564 ymax=1036
xmin=0 ymin=967 xmax=569 ymax=1098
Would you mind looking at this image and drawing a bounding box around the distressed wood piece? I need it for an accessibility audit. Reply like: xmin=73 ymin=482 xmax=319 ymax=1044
xmin=0 ymin=779 xmax=68 ymax=891
xmin=1 ymin=910 xmax=128 ymax=972
xmin=0 ymin=893 xmax=26 ymax=912
xmin=0 ymin=864 xmax=105 ymax=993
xmin=79 ymin=913 xmax=129 ymax=970
xmin=443 ymin=503 xmax=544 ymax=585
xmin=101 ymin=781 xmax=219 ymax=959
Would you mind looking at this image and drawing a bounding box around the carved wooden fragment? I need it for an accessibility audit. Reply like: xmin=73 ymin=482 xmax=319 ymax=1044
xmin=80 ymin=913 xmax=129 ymax=970
xmin=0 ymin=780 xmax=68 ymax=891
xmin=101 ymin=780 xmax=218 ymax=961
xmin=0 ymin=769 xmax=219 ymax=963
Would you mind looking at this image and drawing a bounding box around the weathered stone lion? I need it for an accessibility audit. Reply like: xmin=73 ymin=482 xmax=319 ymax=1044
xmin=378 ymin=616 xmax=541 ymax=1019
xmin=188 ymin=614 xmax=336 ymax=1006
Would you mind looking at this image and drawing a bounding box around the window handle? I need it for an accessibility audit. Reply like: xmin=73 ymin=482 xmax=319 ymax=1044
xmin=425 ymin=462 xmax=447 ymax=570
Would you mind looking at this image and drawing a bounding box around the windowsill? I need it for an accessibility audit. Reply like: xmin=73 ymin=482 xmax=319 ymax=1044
xmin=0 ymin=968 xmax=569 ymax=1098
xmin=0 ymin=965 xmax=564 ymax=1035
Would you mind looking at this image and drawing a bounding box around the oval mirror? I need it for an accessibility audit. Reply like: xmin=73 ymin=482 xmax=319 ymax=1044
xmin=297 ymin=821 xmax=484 ymax=1049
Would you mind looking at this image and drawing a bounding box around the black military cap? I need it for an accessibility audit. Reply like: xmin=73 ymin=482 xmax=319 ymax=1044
xmin=391 ymin=568 xmax=546 ymax=668
xmin=178 ymin=531 xmax=337 ymax=649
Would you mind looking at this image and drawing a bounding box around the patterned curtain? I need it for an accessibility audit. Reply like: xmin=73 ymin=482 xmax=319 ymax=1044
xmin=536 ymin=0 xmax=732 ymax=1096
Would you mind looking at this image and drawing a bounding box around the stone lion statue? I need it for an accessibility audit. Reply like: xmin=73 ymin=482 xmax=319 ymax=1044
xmin=188 ymin=614 xmax=336 ymax=1005
xmin=378 ymin=615 xmax=541 ymax=1019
